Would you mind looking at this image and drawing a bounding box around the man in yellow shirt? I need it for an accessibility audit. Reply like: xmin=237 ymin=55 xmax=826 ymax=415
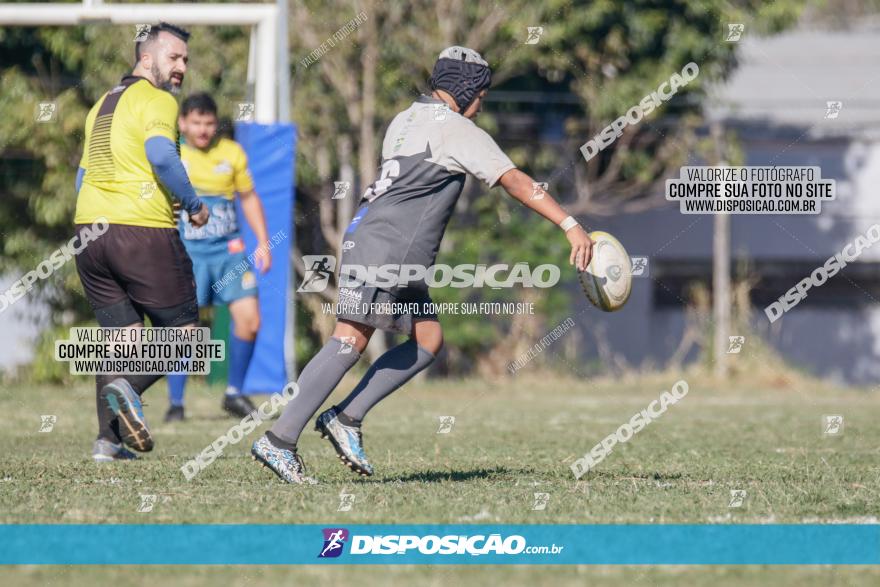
xmin=164 ymin=93 xmax=271 ymax=422
xmin=74 ymin=22 xmax=209 ymax=462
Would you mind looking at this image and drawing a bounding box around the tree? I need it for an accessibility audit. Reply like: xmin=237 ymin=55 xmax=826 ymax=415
xmin=0 ymin=20 xmax=249 ymax=380
xmin=0 ymin=0 xmax=808 ymax=376
xmin=522 ymin=0 xmax=805 ymax=215
xmin=285 ymin=0 xmax=806 ymax=371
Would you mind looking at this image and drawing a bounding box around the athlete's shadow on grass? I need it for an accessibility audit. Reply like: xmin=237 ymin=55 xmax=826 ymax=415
xmin=374 ymin=466 xmax=522 ymax=484
xmin=198 ymin=415 xmax=245 ymax=422
xmin=584 ymin=471 xmax=685 ymax=481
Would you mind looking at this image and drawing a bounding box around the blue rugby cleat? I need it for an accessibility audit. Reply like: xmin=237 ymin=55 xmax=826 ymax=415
xmin=99 ymin=378 xmax=153 ymax=452
xmin=315 ymin=407 xmax=374 ymax=477
xmin=251 ymin=435 xmax=317 ymax=485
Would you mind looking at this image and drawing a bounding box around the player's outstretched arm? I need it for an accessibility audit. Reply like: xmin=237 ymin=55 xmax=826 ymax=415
xmin=144 ymin=136 xmax=208 ymax=226
xmin=498 ymin=168 xmax=593 ymax=271
xmin=238 ymin=189 xmax=271 ymax=273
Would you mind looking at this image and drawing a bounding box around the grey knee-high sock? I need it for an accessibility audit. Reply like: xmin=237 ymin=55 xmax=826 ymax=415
xmin=270 ymin=337 xmax=361 ymax=445
xmin=337 ymin=339 xmax=435 ymax=423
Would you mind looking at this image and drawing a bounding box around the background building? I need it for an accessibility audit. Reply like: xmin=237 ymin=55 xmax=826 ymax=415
xmin=585 ymin=23 xmax=880 ymax=384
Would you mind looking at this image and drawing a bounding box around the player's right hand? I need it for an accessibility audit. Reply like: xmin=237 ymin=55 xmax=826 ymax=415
xmin=189 ymin=203 xmax=210 ymax=227
xmin=567 ymin=225 xmax=593 ymax=272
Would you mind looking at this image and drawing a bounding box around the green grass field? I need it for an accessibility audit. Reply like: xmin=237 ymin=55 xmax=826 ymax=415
xmin=0 ymin=371 xmax=878 ymax=585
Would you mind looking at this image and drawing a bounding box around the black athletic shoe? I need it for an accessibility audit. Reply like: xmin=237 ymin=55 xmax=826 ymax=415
xmin=222 ymin=394 xmax=257 ymax=419
xmin=164 ymin=405 xmax=185 ymax=423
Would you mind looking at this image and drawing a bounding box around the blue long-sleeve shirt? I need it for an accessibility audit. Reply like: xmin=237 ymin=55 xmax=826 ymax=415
xmin=75 ymin=136 xmax=202 ymax=217
xmin=144 ymin=136 xmax=202 ymax=215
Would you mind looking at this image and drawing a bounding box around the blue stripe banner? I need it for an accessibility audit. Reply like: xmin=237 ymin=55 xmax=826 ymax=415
xmin=1 ymin=524 xmax=878 ymax=565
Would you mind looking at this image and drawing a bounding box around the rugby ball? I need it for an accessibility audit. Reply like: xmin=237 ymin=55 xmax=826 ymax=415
xmin=578 ymin=231 xmax=632 ymax=312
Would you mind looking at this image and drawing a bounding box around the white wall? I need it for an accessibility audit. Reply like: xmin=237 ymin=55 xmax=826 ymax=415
xmin=0 ymin=275 xmax=48 ymax=372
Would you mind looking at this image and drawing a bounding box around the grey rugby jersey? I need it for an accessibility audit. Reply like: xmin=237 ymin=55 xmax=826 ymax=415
xmin=341 ymin=95 xmax=516 ymax=291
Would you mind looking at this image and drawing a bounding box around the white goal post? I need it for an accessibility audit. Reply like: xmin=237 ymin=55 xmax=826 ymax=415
xmin=0 ymin=0 xmax=299 ymax=378
xmin=0 ymin=1 xmax=282 ymax=123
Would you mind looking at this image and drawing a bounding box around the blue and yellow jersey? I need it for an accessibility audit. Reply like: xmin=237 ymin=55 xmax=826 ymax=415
xmin=178 ymin=137 xmax=255 ymax=255
xmin=75 ymin=77 xmax=180 ymax=228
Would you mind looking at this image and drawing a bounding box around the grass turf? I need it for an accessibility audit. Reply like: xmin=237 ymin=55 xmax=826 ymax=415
xmin=0 ymin=372 xmax=877 ymax=584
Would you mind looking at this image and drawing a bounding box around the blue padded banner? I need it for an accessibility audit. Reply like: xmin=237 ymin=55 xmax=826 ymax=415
xmin=233 ymin=122 xmax=295 ymax=394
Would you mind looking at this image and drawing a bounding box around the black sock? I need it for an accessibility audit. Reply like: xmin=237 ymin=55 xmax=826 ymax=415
xmin=95 ymin=374 xmax=121 ymax=443
xmin=124 ymin=373 xmax=163 ymax=396
xmin=96 ymin=373 xmax=161 ymax=442
xmin=265 ymin=430 xmax=297 ymax=452
xmin=335 ymin=409 xmax=361 ymax=428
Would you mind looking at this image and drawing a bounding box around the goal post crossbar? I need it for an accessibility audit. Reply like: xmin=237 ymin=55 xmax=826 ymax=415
xmin=0 ymin=3 xmax=279 ymax=123
xmin=1 ymin=1 xmax=298 ymax=380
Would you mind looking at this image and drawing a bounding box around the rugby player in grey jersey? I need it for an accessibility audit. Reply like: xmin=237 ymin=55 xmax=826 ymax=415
xmin=251 ymin=46 xmax=593 ymax=483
